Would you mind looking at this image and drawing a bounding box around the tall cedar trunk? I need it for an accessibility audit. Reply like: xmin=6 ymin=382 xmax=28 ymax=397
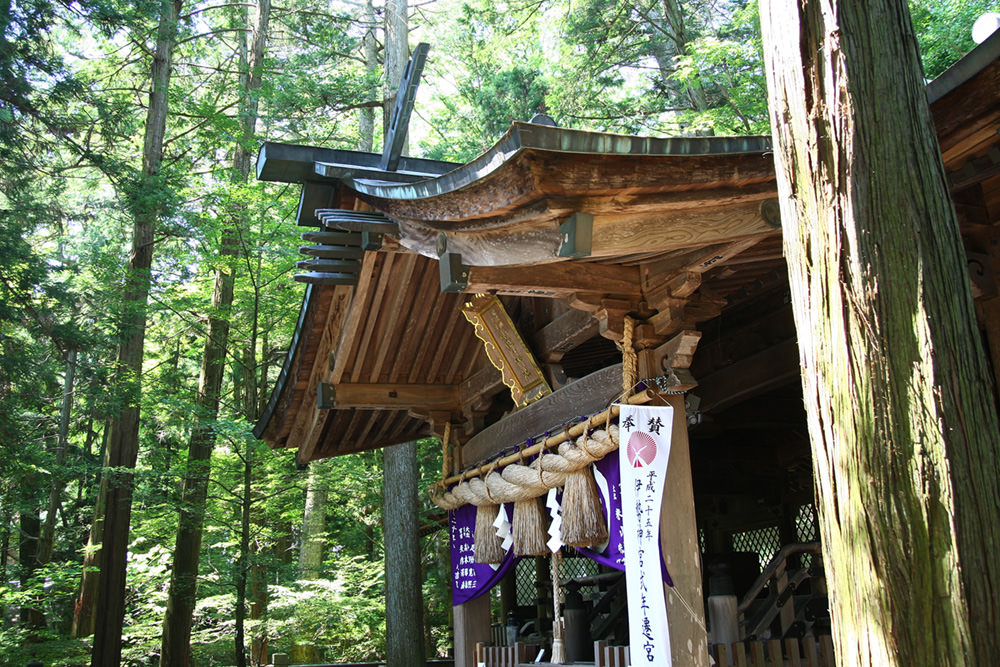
xmin=158 ymin=1 xmax=269 ymax=664
xmin=299 ymin=461 xmax=328 ymax=579
xmin=654 ymin=0 xmax=708 ymax=112
xmin=759 ymin=1 xmax=1000 ymax=664
xmin=72 ymin=442 xmax=108 ymax=637
xmin=19 ymin=511 xmax=43 ymax=636
xmin=158 ymin=236 xmax=237 ymax=666
xmin=358 ymin=0 xmax=377 ymax=152
xmin=383 ymin=0 xmax=408 ymax=144
xmin=234 ymin=445 xmax=252 ymax=667
xmin=383 ymin=441 xmax=426 ymax=666
xmin=91 ymin=3 xmax=181 ymax=663
xmin=39 ymin=347 xmax=75 ymax=565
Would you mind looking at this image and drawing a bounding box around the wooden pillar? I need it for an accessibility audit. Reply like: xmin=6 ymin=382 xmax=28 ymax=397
xmin=659 ymin=392 xmax=709 ymax=666
xmin=500 ymin=566 xmax=517 ymax=623
xmin=453 ymin=593 xmax=491 ymax=667
xmin=383 ymin=441 xmax=426 ymax=667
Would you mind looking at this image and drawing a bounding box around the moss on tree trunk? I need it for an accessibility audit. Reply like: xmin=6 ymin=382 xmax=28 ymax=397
xmin=760 ymin=0 xmax=1000 ymax=663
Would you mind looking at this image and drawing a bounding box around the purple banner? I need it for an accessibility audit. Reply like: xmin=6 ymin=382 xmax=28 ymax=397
xmin=577 ymin=449 xmax=672 ymax=586
xmin=449 ymin=448 xmax=670 ymax=607
xmin=449 ymin=502 xmax=519 ymax=606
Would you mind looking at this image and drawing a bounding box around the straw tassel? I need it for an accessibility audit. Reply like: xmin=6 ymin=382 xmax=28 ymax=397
xmin=474 ymin=503 xmax=505 ymax=564
xmin=512 ymin=497 xmax=549 ymax=556
xmin=559 ymin=465 xmax=609 ymax=548
xmin=550 ymin=551 xmax=566 ymax=664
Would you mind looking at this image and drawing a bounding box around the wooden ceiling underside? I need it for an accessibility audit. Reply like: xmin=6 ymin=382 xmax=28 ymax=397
xmin=259 ymin=252 xmax=491 ymax=461
xmin=256 ymin=33 xmax=1000 ymax=464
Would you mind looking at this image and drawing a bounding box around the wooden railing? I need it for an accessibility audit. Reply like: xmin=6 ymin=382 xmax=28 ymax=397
xmin=475 ymin=637 xmax=833 ymax=667
xmin=475 ymin=642 xmax=539 ymax=665
xmin=712 ymin=637 xmax=835 ymax=667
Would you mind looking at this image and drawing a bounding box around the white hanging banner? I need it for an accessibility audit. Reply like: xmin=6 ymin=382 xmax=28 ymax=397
xmin=619 ymin=403 xmax=674 ymax=665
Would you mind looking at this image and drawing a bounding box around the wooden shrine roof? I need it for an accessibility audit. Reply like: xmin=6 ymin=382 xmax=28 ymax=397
xmin=255 ymin=31 xmax=1000 ymax=465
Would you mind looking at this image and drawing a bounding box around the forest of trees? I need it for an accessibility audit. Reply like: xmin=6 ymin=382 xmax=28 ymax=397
xmin=0 ymin=0 xmax=995 ymax=664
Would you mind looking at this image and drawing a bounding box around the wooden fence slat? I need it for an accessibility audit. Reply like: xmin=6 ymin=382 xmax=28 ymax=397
xmin=715 ymin=644 xmax=731 ymax=667
xmin=735 ymin=643 xmax=749 ymax=667
xmin=820 ymin=636 xmax=835 ymax=666
xmin=751 ymin=641 xmax=766 ymax=666
xmin=785 ymin=638 xmax=802 ymax=667
xmin=803 ymin=637 xmax=820 ymax=667
xmin=768 ymin=639 xmax=782 ymax=667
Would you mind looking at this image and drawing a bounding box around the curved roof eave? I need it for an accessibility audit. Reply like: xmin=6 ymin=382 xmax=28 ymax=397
xmin=341 ymin=122 xmax=773 ymax=201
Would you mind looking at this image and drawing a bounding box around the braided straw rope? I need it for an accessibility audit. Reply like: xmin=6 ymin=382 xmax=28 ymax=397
xmin=430 ymin=425 xmax=619 ymax=510
xmin=617 ymin=315 xmax=637 ymax=397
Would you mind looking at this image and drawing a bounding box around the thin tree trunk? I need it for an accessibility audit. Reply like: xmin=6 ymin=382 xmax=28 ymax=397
xmin=759 ymin=1 xmax=1000 ymax=664
xmin=234 ymin=443 xmax=253 ymax=667
xmin=19 ymin=511 xmax=43 ymax=636
xmin=159 ymin=237 xmax=237 ymax=666
xmin=655 ymin=0 xmax=708 ymax=112
xmin=383 ymin=0 xmax=408 ymax=146
xmin=72 ymin=443 xmax=109 ymax=638
xmin=299 ymin=461 xmax=328 ymax=579
xmin=383 ymin=441 xmax=426 ymax=667
xmin=159 ymin=2 xmax=269 ymax=663
xmin=90 ymin=2 xmax=181 ymax=664
xmin=38 ymin=347 xmax=75 ymax=565
xmin=359 ymin=0 xmax=378 ymax=152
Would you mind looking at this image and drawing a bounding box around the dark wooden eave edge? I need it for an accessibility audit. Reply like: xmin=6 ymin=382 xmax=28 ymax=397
xmin=926 ymin=28 xmax=1000 ymax=104
xmin=341 ymin=124 xmax=774 ymax=202
xmin=252 ymin=283 xmax=316 ymax=442
xmin=256 ymin=141 xmax=459 ymax=184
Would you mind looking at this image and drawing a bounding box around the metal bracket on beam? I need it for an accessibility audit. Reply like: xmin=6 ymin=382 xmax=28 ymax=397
xmin=317 ymin=382 xmax=336 ymax=409
xmin=437 ymin=232 xmax=469 ymax=293
xmin=361 ymin=231 xmax=383 ymax=251
xmin=558 ymin=212 xmax=594 ymax=258
xmin=296 ymin=182 xmax=337 ymax=227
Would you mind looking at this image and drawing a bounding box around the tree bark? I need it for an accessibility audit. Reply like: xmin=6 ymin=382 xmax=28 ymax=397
xmin=39 ymin=347 xmax=75 ymax=565
xmin=159 ymin=2 xmax=270 ymax=665
xmin=759 ymin=1 xmax=1000 ymax=664
xmin=359 ymin=0 xmax=378 ymax=152
xmin=234 ymin=445 xmax=251 ymax=667
xmin=383 ymin=0 xmax=408 ymax=147
xmin=72 ymin=442 xmax=108 ymax=638
xmin=383 ymin=441 xmax=426 ymax=667
xmin=91 ymin=2 xmax=181 ymax=664
xmin=299 ymin=460 xmax=329 ymax=579
xmin=19 ymin=510 xmax=43 ymax=636
xmin=158 ymin=235 xmax=237 ymax=667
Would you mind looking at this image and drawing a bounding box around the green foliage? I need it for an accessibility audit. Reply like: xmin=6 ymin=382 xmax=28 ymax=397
xmin=910 ymin=0 xmax=1000 ymax=78
xmin=0 ymin=0 xmax=992 ymax=662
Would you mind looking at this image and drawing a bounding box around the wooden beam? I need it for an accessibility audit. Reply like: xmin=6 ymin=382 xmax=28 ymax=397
xmin=532 ymin=307 xmax=600 ymax=362
xmin=590 ymin=200 xmax=780 ymax=258
xmin=332 ymin=252 xmax=380 ymax=385
xmin=461 ymin=364 xmax=623 ymax=466
xmin=637 ymin=330 xmax=702 ymax=378
xmin=464 ymin=262 xmax=641 ymax=299
xmin=659 ymin=392 xmax=710 ymax=666
xmin=459 ymin=364 xmax=504 ymax=407
xmin=694 ymin=338 xmax=800 ymax=413
xmin=642 ymin=237 xmax=765 ymax=294
xmin=330 ymin=383 xmax=461 ymax=410
xmin=290 ymin=286 xmax=355 ymax=464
